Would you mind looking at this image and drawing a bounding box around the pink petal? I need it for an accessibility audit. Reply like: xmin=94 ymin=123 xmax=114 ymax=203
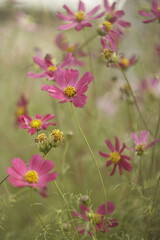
xmin=115 ymin=10 xmax=124 ymax=18
xmin=106 ymin=201 xmax=115 ymax=215
xmin=115 ymin=137 xmax=120 ymax=152
xmin=130 ymin=132 xmax=140 ymax=145
xmin=8 ymin=177 xmax=26 ymax=187
xmin=42 ymin=114 xmax=55 ymax=122
xmin=139 ymin=130 xmax=149 ymax=144
xmin=139 ymin=10 xmax=154 ymax=17
xmin=99 ymin=151 xmax=110 ymax=158
xmin=87 ymin=5 xmax=101 ymax=16
xmin=78 ymin=0 xmax=85 ymax=11
xmin=58 ymin=22 xmax=78 ymax=31
xmin=97 ymin=202 xmax=115 ymax=216
xmin=42 ymin=84 xmax=65 ymax=100
xmin=65 ymin=69 xmax=79 ymax=87
xmin=39 ymin=160 xmax=55 ymax=175
xmin=152 ymin=0 xmax=158 ymax=9
xmin=117 ymin=20 xmax=131 ymax=27
xmin=110 ymin=164 xmax=117 ymax=176
xmin=11 ymin=158 xmax=27 ymax=175
xmin=29 ymin=154 xmax=44 ymax=172
xmin=72 ymin=94 xmax=87 ymax=107
xmin=39 ymin=172 xmax=58 ymax=183
xmin=106 ymin=160 xmax=112 ymax=167
xmin=120 ymin=159 xmax=132 ymax=172
xmin=63 ymin=4 xmax=74 ymax=16
xmin=143 ymin=18 xmax=157 ymax=23
xmin=33 ymin=56 xmax=47 ymax=70
xmin=28 ymin=72 xmax=46 ymax=79
xmin=76 ymin=72 xmax=93 ymax=94
xmin=105 ymin=139 xmax=115 ymax=151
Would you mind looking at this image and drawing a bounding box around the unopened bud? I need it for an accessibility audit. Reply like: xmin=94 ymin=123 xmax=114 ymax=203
xmin=80 ymin=195 xmax=90 ymax=205
xmin=35 ymin=133 xmax=50 ymax=153
xmin=49 ymin=129 xmax=64 ymax=147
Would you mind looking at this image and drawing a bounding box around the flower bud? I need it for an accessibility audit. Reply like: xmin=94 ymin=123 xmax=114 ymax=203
xmin=80 ymin=195 xmax=90 ymax=206
xmin=35 ymin=133 xmax=50 ymax=153
xmin=49 ymin=129 xmax=64 ymax=147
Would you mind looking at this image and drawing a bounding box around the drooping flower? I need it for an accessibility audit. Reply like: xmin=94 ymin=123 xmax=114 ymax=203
xmin=72 ymin=201 xmax=118 ymax=235
xmin=15 ymin=94 xmax=28 ymax=124
xmin=99 ymin=137 xmax=132 ymax=175
xmin=28 ymin=54 xmax=72 ymax=81
xmin=18 ymin=114 xmax=56 ymax=135
xmin=139 ymin=0 xmax=160 ymax=23
xmin=100 ymin=36 xmax=118 ymax=64
xmin=42 ymin=68 xmax=93 ymax=108
xmin=128 ymin=130 xmax=160 ymax=156
xmin=103 ymin=0 xmax=131 ymax=29
xmin=7 ymin=154 xmax=58 ymax=188
xmin=55 ymin=33 xmax=86 ymax=67
xmin=57 ymin=0 xmax=105 ymax=31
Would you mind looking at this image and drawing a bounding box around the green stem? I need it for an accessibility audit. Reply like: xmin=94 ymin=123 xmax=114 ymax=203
xmin=139 ymin=156 xmax=144 ymax=195
xmin=70 ymin=103 xmax=107 ymax=202
xmin=151 ymin=174 xmax=160 ymax=213
xmin=30 ymin=188 xmax=55 ymax=240
xmin=0 ymin=175 xmax=9 ymax=186
xmin=54 ymin=181 xmax=80 ymax=240
xmin=119 ymin=66 xmax=153 ymax=137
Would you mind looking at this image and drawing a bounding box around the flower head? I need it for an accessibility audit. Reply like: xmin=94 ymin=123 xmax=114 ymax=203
xmin=99 ymin=137 xmax=132 ymax=175
xmin=7 ymin=154 xmax=58 ymax=188
xmin=15 ymin=94 xmax=28 ymax=124
xmin=139 ymin=0 xmax=160 ymax=23
xmin=42 ymin=68 xmax=93 ymax=108
xmin=129 ymin=130 xmax=160 ymax=156
xmin=118 ymin=55 xmax=138 ymax=70
xmin=18 ymin=114 xmax=56 ymax=135
xmin=73 ymin=201 xmax=118 ymax=235
xmin=57 ymin=0 xmax=105 ymax=31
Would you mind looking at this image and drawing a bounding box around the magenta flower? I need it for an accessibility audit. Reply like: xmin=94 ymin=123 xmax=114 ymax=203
xmin=72 ymin=201 xmax=118 ymax=235
xmin=118 ymin=55 xmax=138 ymax=69
xmin=99 ymin=137 xmax=132 ymax=176
xmin=55 ymin=33 xmax=86 ymax=67
xmin=139 ymin=0 xmax=160 ymax=23
xmin=15 ymin=94 xmax=28 ymax=124
xmin=42 ymin=68 xmax=93 ymax=108
xmin=57 ymin=0 xmax=105 ymax=31
xmin=103 ymin=0 xmax=131 ymax=28
xmin=7 ymin=154 xmax=58 ymax=188
xmin=129 ymin=130 xmax=160 ymax=156
xmin=18 ymin=114 xmax=56 ymax=135
xmin=28 ymin=54 xmax=72 ymax=81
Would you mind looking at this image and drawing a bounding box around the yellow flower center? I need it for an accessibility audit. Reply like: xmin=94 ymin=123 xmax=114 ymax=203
xmin=50 ymin=129 xmax=64 ymax=143
xmin=101 ymin=49 xmax=114 ymax=60
xmin=87 ymin=213 xmax=102 ymax=225
xmin=74 ymin=11 xmax=86 ymax=22
xmin=102 ymin=21 xmax=113 ymax=32
xmin=16 ymin=106 xmax=25 ymax=117
xmin=64 ymin=86 xmax=76 ymax=97
xmin=109 ymin=151 xmax=121 ymax=163
xmin=157 ymin=7 xmax=160 ymax=11
xmin=30 ymin=119 xmax=42 ymax=129
xmin=119 ymin=58 xmax=130 ymax=67
xmin=67 ymin=45 xmax=75 ymax=53
xmin=25 ymin=170 xmax=39 ymax=183
xmin=47 ymin=66 xmax=57 ymax=72
xmin=36 ymin=133 xmax=47 ymax=143
xmin=135 ymin=144 xmax=145 ymax=156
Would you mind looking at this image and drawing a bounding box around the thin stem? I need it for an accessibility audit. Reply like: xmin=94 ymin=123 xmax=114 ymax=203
xmin=0 ymin=175 xmax=9 ymax=186
xmin=118 ymin=65 xmax=153 ymax=137
xmin=30 ymin=188 xmax=55 ymax=240
xmin=151 ymin=174 xmax=160 ymax=213
xmin=70 ymin=103 xmax=107 ymax=202
xmin=139 ymin=156 xmax=144 ymax=195
xmin=54 ymin=181 xmax=80 ymax=240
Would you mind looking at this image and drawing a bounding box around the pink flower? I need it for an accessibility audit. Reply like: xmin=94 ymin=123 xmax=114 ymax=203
xmin=72 ymin=201 xmax=118 ymax=235
xmin=42 ymin=68 xmax=93 ymax=108
xmin=103 ymin=0 xmax=131 ymax=28
xmin=128 ymin=130 xmax=160 ymax=156
xmin=140 ymin=77 xmax=160 ymax=99
xmin=112 ymin=54 xmax=138 ymax=70
xmin=139 ymin=0 xmax=160 ymax=23
xmin=55 ymin=33 xmax=86 ymax=67
xmin=15 ymin=94 xmax=28 ymax=124
xmin=28 ymin=54 xmax=72 ymax=81
xmin=99 ymin=137 xmax=132 ymax=176
xmin=57 ymin=0 xmax=105 ymax=31
xmin=18 ymin=114 xmax=56 ymax=135
xmin=7 ymin=154 xmax=58 ymax=188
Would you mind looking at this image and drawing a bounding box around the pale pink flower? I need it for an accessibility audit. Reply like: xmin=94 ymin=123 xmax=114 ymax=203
xmin=42 ymin=68 xmax=93 ymax=108
xmin=99 ymin=137 xmax=132 ymax=176
xmin=139 ymin=0 xmax=160 ymax=23
xmin=57 ymin=0 xmax=105 ymax=31
xmin=28 ymin=54 xmax=72 ymax=81
xmin=7 ymin=154 xmax=58 ymax=188
xmin=128 ymin=130 xmax=160 ymax=156
xmin=72 ymin=201 xmax=118 ymax=235
xmin=18 ymin=114 xmax=56 ymax=135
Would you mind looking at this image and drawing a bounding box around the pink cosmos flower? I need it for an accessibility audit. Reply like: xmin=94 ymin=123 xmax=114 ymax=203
xmin=18 ymin=114 xmax=56 ymax=135
xmin=99 ymin=137 xmax=132 ymax=176
xmin=42 ymin=68 xmax=93 ymax=108
xmin=7 ymin=154 xmax=58 ymax=188
xmin=28 ymin=54 xmax=72 ymax=81
xmin=57 ymin=0 xmax=105 ymax=31
xmin=111 ymin=54 xmax=138 ymax=70
xmin=55 ymin=33 xmax=86 ymax=67
xmin=128 ymin=130 xmax=160 ymax=156
xmin=139 ymin=0 xmax=160 ymax=23
xmin=72 ymin=201 xmax=118 ymax=235
xmin=15 ymin=94 xmax=28 ymax=125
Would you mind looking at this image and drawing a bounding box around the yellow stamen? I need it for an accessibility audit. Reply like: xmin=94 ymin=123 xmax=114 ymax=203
xmin=36 ymin=133 xmax=47 ymax=143
xmin=101 ymin=49 xmax=114 ymax=60
xmin=16 ymin=106 xmax=25 ymax=117
xmin=25 ymin=170 xmax=39 ymax=183
xmin=119 ymin=58 xmax=130 ymax=67
xmin=50 ymin=129 xmax=64 ymax=143
xmin=135 ymin=144 xmax=145 ymax=156
xmin=157 ymin=7 xmax=160 ymax=11
xmin=109 ymin=151 xmax=121 ymax=164
xmin=64 ymin=86 xmax=76 ymax=97
xmin=67 ymin=45 xmax=75 ymax=53
xmin=30 ymin=119 xmax=42 ymax=129
xmin=102 ymin=21 xmax=113 ymax=32
xmin=74 ymin=11 xmax=86 ymax=22
xmin=87 ymin=213 xmax=102 ymax=225
xmin=47 ymin=66 xmax=57 ymax=72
